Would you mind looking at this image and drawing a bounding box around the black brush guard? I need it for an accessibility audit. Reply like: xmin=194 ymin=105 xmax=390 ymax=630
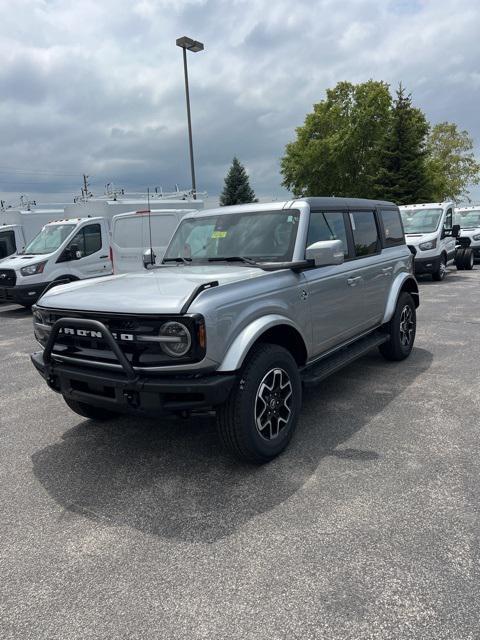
xmin=31 ymin=317 xmax=235 ymax=416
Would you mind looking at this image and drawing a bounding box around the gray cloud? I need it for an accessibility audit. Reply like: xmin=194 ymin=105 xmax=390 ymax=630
xmin=0 ymin=0 xmax=479 ymax=204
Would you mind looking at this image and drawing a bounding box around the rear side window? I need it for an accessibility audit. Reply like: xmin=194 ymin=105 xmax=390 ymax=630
xmin=307 ymin=211 xmax=348 ymax=257
xmin=380 ymin=209 xmax=405 ymax=247
xmin=349 ymin=211 xmax=380 ymax=257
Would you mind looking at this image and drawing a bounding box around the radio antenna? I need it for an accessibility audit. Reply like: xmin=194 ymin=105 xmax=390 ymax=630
xmin=147 ymin=187 xmax=155 ymax=267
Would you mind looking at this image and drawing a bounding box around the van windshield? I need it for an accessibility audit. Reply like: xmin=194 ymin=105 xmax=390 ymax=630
xmin=163 ymin=210 xmax=300 ymax=263
xmin=400 ymin=209 xmax=442 ymax=233
xmin=459 ymin=211 xmax=480 ymax=228
xmin=23 ymin=224 xmax=76 ymax=255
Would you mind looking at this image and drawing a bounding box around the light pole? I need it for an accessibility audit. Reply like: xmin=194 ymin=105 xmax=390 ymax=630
xmin=176 ymin=36 xmax=204 ymax=199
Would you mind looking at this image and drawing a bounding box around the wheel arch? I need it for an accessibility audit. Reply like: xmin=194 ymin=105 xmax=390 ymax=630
xmin=217 ymin=315 xmax=308 ymax=372
xmin=382 ymin=274 xmax=419 ymax=324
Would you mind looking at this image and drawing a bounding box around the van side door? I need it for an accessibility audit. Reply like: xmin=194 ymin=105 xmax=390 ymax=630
xmin=66 ymin=221 xmax=112 ymax=279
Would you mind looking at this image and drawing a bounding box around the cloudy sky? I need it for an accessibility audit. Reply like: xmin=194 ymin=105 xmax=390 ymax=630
xmin=1 ymin=0 xmax=479 ymax=205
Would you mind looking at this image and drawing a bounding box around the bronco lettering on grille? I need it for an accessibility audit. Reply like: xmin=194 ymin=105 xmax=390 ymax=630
xmin=61 ymin=328 xmax=134 ymax=341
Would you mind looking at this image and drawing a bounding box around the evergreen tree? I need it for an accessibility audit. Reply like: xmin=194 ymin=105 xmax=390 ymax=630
xmin=220 ymin=157 xmax=257 ymax=206
xmin=372 ymin=84 xmax=433 ymax=204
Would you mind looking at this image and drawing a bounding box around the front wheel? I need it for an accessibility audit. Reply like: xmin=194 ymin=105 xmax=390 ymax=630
xmin=216 ymin=344 xmax=302 ymax=463
xmin=63 ymin=396 xmax=119 ymax=421
xmin=379 ymin=292 xmax=416 ymax=361
xmin=432 ymin=254 xmax=447 ymax=281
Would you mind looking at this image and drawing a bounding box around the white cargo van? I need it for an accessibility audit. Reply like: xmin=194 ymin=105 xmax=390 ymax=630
xmin=111 ymin=209 xmax=193 ymax=273
xmin=399 ymin=202 xmax=459 ymax=281
xmin=0 ymin=216 xmax=112 ymax=307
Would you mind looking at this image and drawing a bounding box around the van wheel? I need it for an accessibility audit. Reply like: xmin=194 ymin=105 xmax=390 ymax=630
xmin=455 ymin=248 xmax=465 ymax=270
xmin=463 ymin=248 xmax=474 ymax=270
xmin=63 ymin=396 xmax=119 ymax=421
xmin=432 ymin=255 xmax=447 ymax=280
xmin=379 ymin=292 xmax=416 ymax=361
xmin=216 ymin=344 xmax=302 ymax=464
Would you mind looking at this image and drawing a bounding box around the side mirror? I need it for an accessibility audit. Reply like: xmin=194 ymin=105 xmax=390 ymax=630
xmin=305 ymin=239 xmax=344 ymax=267
xmin=68 ymin=243 xmax=82 ymax=260
xmin=143 ymin=248 xmax=156 ymax=270
xmin=452 ymin=224 xmax=460 ymax=238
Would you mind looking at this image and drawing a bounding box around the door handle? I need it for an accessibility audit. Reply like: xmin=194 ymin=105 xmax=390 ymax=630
xmin=347 ymin=276 xmax=362 ymax=287
xmin=99 ymin=255 xmax=109 ymax=259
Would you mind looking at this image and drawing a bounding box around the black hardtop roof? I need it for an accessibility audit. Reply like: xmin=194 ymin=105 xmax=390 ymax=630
xmin=299 ymin=197 xmax=397 ymax=209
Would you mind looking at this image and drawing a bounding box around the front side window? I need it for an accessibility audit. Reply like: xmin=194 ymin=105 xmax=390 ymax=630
xmin=400 ymin=208 xmax=442 ymax=233
xmin=0 ymin=230 xmax=16 ymax=258
xmin=67 ymin=224 xmax=102 ymax=257
xmin=114 ymin=215 xmax=179 ymax=249
xmin=307 ymin=211 xmax=348 ymax=256
xmin=380 ymin=209 xmax=405 ymax=247
xmin=444 ymin=208 xmax=453 ymax=231
xmin=164 ymin=210 xmax=300 ymax=263
xmin=349 ymin=211 xmax=380 ymax=256
xmin=23 ymin=224 xmax=76 ymax=255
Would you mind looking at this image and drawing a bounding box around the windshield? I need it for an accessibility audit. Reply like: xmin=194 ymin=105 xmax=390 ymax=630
xmin=23 ymin=224 xmax=76 ymax=255
xmin=163 ymin=210 xmax=300 ymax=263
xmin=400 ymin=209 xmax=443 ymax=233
xmin=459 ymin=211 xmax=480 ymax=228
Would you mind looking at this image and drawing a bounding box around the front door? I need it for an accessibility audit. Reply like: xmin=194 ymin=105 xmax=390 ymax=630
xmin=303 ymin=210 xmax=368 ymax=355
xmin=67 ymin=221 xmax=112 ymax=278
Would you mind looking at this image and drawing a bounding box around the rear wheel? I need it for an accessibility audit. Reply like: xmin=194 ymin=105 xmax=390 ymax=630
xmin=217 ymin=343 xmax=302 ymax=463
xmin=455 ymin=248 xmax=466 ymax=270
xmin=432 ymin=254 xmax=447 ymax=280
xmin=379 ymin=292 xmax=416 ymax=361
xmin=463 ymin=248 xmax=474 ymax=270
xmin=63 ymin=396 xmax=119 ymax=421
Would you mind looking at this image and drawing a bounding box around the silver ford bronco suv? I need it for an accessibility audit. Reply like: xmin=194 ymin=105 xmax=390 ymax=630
xmin=31 ymin=198 xmax=419 ymax=463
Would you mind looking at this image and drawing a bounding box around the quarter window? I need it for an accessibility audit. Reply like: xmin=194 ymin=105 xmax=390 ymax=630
xmin=380 ymin=210 xmax=405 ymax=247
xmin=349 ymin=211 xmax=380 ymax=257
xmin=307 ymin=211 xmax=348 ymax=257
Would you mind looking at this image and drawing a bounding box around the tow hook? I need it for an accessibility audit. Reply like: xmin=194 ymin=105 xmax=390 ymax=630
xmin=123 ymin=390 xmax=139 ymax=408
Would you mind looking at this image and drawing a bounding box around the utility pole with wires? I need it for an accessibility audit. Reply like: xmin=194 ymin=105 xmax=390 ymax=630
xmin=82 ymin=174 xmax=90 ymax=199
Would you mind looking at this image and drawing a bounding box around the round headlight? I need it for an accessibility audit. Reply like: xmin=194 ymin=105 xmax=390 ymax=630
xmin=159 ymin=321 xmax=191 ymax=357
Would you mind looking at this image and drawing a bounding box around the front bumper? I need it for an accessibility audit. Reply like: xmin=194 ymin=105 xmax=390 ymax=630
xmin=0 ymin=282 xmax=49 ymax=306
xmin=413 ymin=255 xmax=441 ymax=275
xmin=31 ymin=350 xmax=236 ymax=416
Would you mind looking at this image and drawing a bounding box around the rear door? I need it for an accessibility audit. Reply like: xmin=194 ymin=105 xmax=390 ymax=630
xmin=68 ymin=221 xmax=112 ymax=279
xmin=347 ymin=209 xmax=390 ymax=327
xmin=303 ymin=209 xmax=368 ymax=354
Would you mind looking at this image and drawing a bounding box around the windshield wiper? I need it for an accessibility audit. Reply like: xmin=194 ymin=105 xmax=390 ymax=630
xmin=208 ymin=256 xmax=259 ymax=266
xmin=162 ymin=256 xmax=192 ymax=264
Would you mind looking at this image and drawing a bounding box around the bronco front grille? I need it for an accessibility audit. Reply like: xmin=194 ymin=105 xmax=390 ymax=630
xmin=0 ymin=269 xmax=16 ymax=287
xmin=35 ymin=309 xmax=205 ymax=368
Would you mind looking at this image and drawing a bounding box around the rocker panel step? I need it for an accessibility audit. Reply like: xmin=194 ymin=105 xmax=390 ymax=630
xmin=301 ymin=332 xmax=389 ymax=387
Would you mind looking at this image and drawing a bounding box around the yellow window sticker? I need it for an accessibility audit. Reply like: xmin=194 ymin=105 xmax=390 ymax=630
xmin=212 ymin=230 xmax=227 ymax=239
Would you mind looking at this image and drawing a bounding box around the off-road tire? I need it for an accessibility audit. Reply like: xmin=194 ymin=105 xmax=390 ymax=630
xmin=63 ymin=396 xmax=119 ymax=421
xmin=217 ymin=343 xmax=302 ymax=464
xmin=379 ymin=292 xmax=416 ymax=361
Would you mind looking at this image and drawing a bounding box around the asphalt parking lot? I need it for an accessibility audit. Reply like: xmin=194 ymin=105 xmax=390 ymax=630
xmin=1 ymin=269 xmax=479 ymax=640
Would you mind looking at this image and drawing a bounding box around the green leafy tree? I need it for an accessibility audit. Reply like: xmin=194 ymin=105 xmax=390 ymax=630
xmin=280 ymin=80 xmax=392 ymax=197
xmin=372 ymin=84 xmax=433 ymax=204
xmin=220 ymin=157 xmax=257 ymax=206
xmin=425 ymin=122 xmax=480 ymax=202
